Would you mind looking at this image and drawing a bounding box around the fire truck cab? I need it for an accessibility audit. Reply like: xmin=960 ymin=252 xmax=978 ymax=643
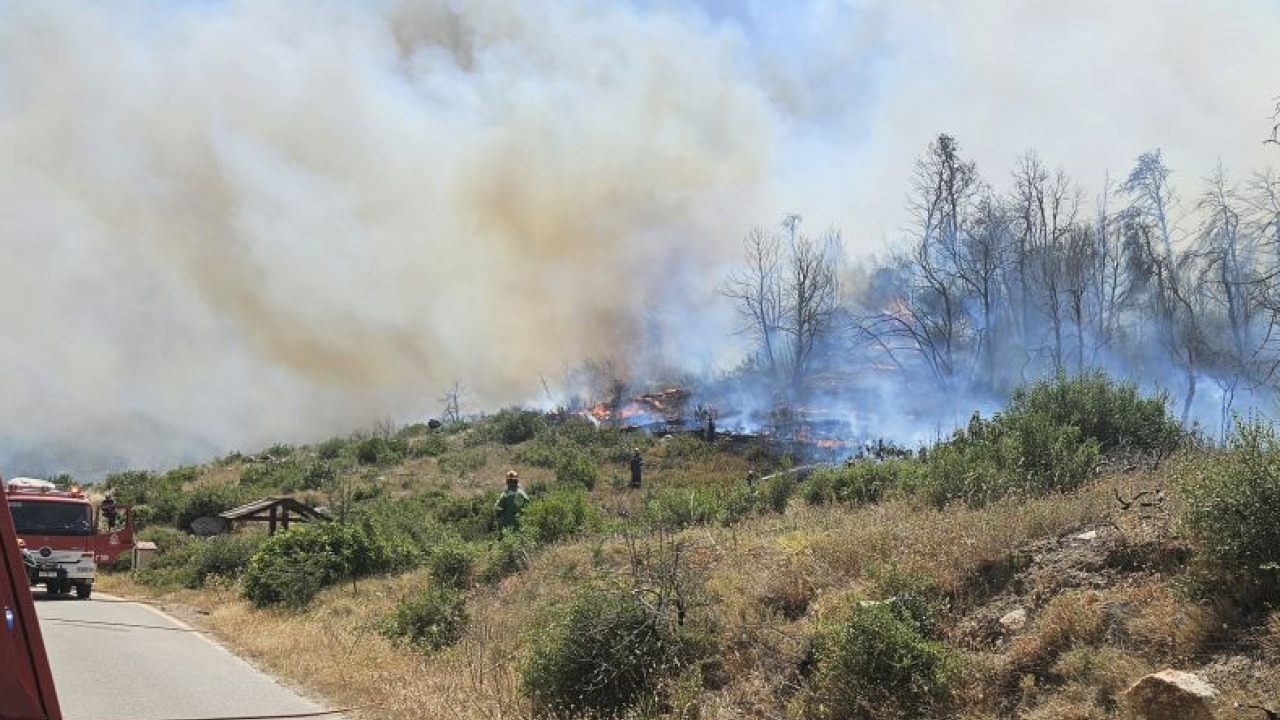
xmin=4 ymin=478 xmax=133 ymax=600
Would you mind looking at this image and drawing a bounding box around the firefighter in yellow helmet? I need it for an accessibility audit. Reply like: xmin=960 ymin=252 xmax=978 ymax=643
xmin=495 ymin=470 xmax=530 ymax=536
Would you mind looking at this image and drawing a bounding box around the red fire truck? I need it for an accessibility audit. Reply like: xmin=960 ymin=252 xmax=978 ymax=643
xmin=1 ymin=476 xmax=62 ymax=719
xmin=4 ymin=477 xmax=134 ymax=600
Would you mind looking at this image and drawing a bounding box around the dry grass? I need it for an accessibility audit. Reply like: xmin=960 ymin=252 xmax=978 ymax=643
xmin=1009 ymin=591 xmax=1108 ymax=673
xmin=99 ymin=467 xmax=1265 ymax=720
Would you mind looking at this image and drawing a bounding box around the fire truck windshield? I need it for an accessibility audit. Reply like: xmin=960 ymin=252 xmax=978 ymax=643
xmin=8 ymin=500 xmax=94 ymax=535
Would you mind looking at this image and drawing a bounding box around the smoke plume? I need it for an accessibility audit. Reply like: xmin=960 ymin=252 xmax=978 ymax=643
xmin=0 ymin=0 xmax=1276 ymax=476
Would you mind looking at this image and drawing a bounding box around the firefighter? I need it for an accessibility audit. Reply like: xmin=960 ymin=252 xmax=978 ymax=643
xmin=494 ymin=470 xmax=530 ymax=536
xmin=629 ymin=448 xmax=643 ymax=488
xmin=101 ymin=492 xmax=118 ymax=530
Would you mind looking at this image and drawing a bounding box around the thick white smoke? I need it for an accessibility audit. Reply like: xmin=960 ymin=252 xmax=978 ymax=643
xmin=0 ymin=0 xmax=774 ymax=475
xmin=0 ymin=0 xmax=1276 ymax=476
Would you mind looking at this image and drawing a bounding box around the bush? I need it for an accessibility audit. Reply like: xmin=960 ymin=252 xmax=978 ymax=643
xmin=381 ymin=587 xmax=469 ymax=652
xmin=428 ymin=539 xmax=476 ymax=589
xmin=515 ymin=437 xmax=562 ymax=468
xmin=316 ymin=437 xmax=350 ymax=460
xmin=479 ymin=531 xmax=535 ymax=584
xmin=103 ymin=469 xmax=185 ymax=524
xmin=490 ymin=407 xmax=546 ymax=445
xmin=1008 ymin=370 xmax=1181 ymax=455
xmin=135 ymin=532 xmax=263 ymax=590
xmin=409 ymin=433 xmax=448 ymax=458
xmin=643 ymin=487 xmax=723 ymax=529
xmin=241 ymin=521 xmax=392 ymax=608
xmin=174 ymin=484 xmax=253 ymax=531
xmin=804 ymin=461 xmax=917 ymax=507
xmin=435 ymin=494 xmax=495 ymax=541
xmin=521 ymin=588 xmax=691 ymax=718
xmin=521 ymin=488 xmax=599 ymax=545
xmin=760 ymin=473 xmax=794 ymax=514
xmin=553 ymin=448 xmax=599 ymax=490
xmin=240 ymin=460 xmax=331 ymax=493
xmin=805 ymin=602 xmax=956 ymax=719
xmin=355 ymin=437 xmax=400 ymax=465
xmin=917 ymin=410 xmax=1100 ymax=507
xmin=1180 ymin=418 xmax=1280 ymax=582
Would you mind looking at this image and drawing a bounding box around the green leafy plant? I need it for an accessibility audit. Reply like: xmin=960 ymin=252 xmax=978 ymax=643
xmin=380 ymin=587 xmax=468 ymax=652
xmin=1180 ymin=417 xmax=1280 ymax=584
xmin=804 ymin=601 xmax=956 ymax=719
xmin=521 ymin=488 xmax=600 ymax=545
xmin=241 ymin=521 xmax=392 ymax=608
xmin=521 ymin=588 xmax=685 ymax=718
xmin=428 ymin=538 xmax=476 ymax=589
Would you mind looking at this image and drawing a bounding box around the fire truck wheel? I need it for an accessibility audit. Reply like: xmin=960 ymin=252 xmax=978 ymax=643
xmin=48 ymin=581 xmax=68 ymax=595
xmin=75 ymin=583 xmax=91 ymax=600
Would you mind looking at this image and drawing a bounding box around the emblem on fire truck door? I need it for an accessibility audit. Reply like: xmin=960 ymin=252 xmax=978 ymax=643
xmin=109 ymin=533 xmax=119 ymax=545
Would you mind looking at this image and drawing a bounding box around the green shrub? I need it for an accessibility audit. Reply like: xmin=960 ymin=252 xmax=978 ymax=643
xmin=103 ymin=469 xmax=184 ymax=524
xmin=515 ymin=437 xmax=562 ymax=468
xmin=801 ymin=472 xmax=834 ymax=506
xmin=428 ymin=539 xmax=476 ymax=589
xmin=553 ymin=448 xmax=598 ymax=490
xmin=643 ymin=487 xmax=723 ymax=529
xmin=479 ymin=531 xmax=535 ymax=584
xmin=521 ymin=488 xmax=599 ymax=545
xmin=355 ymin=437 xmax=400 ymax=465
xmin=720 ymin=485 xmax=759 ymax=525
xmin=316 ymin=437 xmax=349 ymax=460
xmin=490 ymin=407 xmax=547 ymax=445
xmin=135 ymin=532 xmax=263 ymax=590
xmin=863 ymin=564 xmax=950 ymax=639
xmin=187 ymin=535 xmax=263 ymax=586
xmin=435 ymin=494 xmax=495 ymax=541
xmin=809 ymin=461 xmax=917 ymax=506
xmin=917 ymin=410 xmax=1100 ymax=507
xmin=396 ymin=422 xmax=434 ymax=439
xmin=805 ymin=602 xmax=956 ymax=719
xmin=1180 ymin=418 xmax=1280 ymax=581
xmin=1008 ymin=370 xmax=1181 ymax=455
xmin=381 ymin=587 xmax=468 ymax=652
xmin=239 ymin=459 xmax=332 ymax=493
xmin=760 ymin=473 xmax=794 ymax=514
xmin=174 ymin=484 xmax=253 ymax=531
xmin=521 ymin=588 xmax=690 ymax=718
xmin=409 ymin=433 xmax=448 ymax=458
xmin=241 ymin=521 xmax=392 ymax=608
xmin=662 ymin=434 xmax=715 ymax=462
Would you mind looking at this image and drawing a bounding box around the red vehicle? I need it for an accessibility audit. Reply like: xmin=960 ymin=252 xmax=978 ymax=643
xmin=1 ymin=477 xmax=63 ymax=719
xmin=4 ymin=478 xmax=134 ymax=600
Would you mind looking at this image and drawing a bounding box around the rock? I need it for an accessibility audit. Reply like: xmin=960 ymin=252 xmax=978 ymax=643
xmin=1121 ymin=669 xmax=1218 ymax=720
xmin=999 ymin=608 xmax=1028 ymax=632
xmin=1072 ymin=530 xmax=1099 ymax=541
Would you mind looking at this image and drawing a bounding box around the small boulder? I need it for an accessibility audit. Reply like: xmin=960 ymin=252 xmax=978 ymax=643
xmin=1121 ymin=669 xmax=1217 ymax=720
xmin=999 ymin=608 xmax=1029 ymax=632
xmin=1072 ymin=529 xmax=1099 ymax=542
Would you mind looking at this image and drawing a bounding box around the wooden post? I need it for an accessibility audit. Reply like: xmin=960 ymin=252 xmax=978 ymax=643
xmin=282 ymin=508 xmax=290 ymax=531
xmin=269 ymin=505 xmax=277 ymax=535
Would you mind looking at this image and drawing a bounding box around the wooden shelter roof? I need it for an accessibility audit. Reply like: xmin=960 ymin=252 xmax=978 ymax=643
xmin=219 ymin=496 xmax=327 ymax=522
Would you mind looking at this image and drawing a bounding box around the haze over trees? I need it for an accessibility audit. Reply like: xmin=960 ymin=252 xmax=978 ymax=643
xmin=728 ymin=133 xmax=1280 ymax=437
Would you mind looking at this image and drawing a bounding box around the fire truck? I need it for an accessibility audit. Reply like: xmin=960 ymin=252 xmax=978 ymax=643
xmin=4 ymin=477 xmax=134 ymax=600
xmin=1 ymin=479 xmax=63 ymax=719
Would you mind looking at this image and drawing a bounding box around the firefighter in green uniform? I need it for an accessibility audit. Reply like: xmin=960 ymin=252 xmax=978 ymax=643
xmin=495 ymin=469 xmax=530 ymax=536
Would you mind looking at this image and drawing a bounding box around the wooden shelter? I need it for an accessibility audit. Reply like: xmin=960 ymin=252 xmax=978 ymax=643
xmin=219 ymin=497 xmax=328 ymax=535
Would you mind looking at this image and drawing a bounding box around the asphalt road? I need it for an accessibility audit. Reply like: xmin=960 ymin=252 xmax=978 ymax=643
xmin=35 ymin=591 xmax=344 ymax=720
